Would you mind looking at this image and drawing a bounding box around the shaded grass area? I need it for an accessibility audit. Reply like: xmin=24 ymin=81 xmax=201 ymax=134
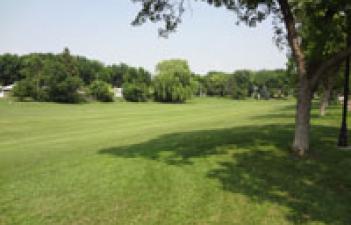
xmin=100 ymin=125 xmax=351 ymax=225
xmin=0 ymin=98 xmax=350 ymax=225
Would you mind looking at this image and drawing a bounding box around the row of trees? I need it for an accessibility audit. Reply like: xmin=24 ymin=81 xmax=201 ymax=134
xmin=0 ymin=48 xmax=151 ymax=103
xmin=195 ymin=69 xmax=292 ymax=100
xmin=0 ymin=51 xmax=151 ymax=87
xmin=0 ymin=51 xmax=196 ymax=103
xmin=1 ymin=50 xmax=298 ymax=103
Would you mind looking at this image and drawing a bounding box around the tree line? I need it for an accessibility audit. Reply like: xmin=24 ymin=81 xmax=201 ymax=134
xmin=195 ymin=69 xmax=293 ymax=100
xmin=0 ymin=49 xmax=301 ymax=103
xmin=0 ymin=48 xmax=151 ymax=103
xmin=0 ymin=49 xmax=344 ymax=106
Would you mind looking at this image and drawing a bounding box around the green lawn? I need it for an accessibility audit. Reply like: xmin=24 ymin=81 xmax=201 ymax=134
xmin=0 ymin=97 xmax=350 ymax=225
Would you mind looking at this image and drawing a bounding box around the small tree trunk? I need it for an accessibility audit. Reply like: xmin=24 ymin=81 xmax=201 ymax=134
xmin=320 ymin=82 xmax=333 ymax=116
xmin=292 ymin=77 xmax=313 ymax=156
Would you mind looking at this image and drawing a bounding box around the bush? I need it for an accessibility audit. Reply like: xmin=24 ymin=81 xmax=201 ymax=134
xmin=122 ymin=82 xmax=149 ymax=102
xmin=13 ymin=80 xmax=33 ymax=100
xmin=89 ymin=80 xmax=114 ymax=102
xmin=13 ymin=79 xmax=49 ymax=101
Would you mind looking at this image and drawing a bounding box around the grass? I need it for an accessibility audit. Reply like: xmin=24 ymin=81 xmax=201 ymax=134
xmin=0 ymin=97 xmax=350 ymax=225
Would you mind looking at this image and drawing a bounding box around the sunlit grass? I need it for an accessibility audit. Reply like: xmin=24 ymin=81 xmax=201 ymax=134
xmin=0 ymin=97 xmax=350 ymax=225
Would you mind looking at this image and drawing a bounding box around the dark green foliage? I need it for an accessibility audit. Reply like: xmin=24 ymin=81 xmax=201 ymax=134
xmin=47 ymin=75 xmax=82 ymax=103
xmin=13 ymin=78 xmax=49 ymax=102
xmin=0 ymin=49 xmax=152 ymax=103
xmin=124 ymin=66 xmax=152 ymax=85
xmin=76 ymin=56 xmax=105 ymax=85
xmin=103 ymin=64 xmax=152 ymax=88
xmin=14 ymin=54 xmax=49 ymax=101
xmin=13 ymin=50 xmax=83 ymax=103
xmin=89 ymin=80 xmax=114 ymax=102
xmin=252 ymin=69 xmax=290 ymax=98
xmin=12 ymin=79 xmax=34 ymax=101
xmin=153 ymin=59 xmax=194 ymax=103
xmin=202 ymin=69 xmax=292 ymax=99
xmin=230 ymin=82 xmax=247 ymax=99
xmin=42 ymin=60 xmax=83 ymax=103
xmin=0 ymin=48 xmax=154 ymax=103
xmin=108 ymin=64 xmax=126 ymax=87
xmin=41 ymin=49 xmax=83 ymax=103
xmin=0 ymin=48 xmax=294 ymax=103
xmin=122 ymin=82 xmax=149 ymax=102
xmin=226 ymin=71 xmax=251 ymax=99
xmin=0 ymin=54 xmax=23 ymax=86
xmin=232 ymin=82 xmax=248 ymax=99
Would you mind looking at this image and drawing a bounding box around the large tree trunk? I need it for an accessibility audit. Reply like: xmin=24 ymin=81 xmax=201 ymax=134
xmin=292 ymin=77 xmax=313 ymax=156
xmin=278 ymin=0 xmax=311 ymax=155
xmin=319 ymin=79 xmax=333 ymax=116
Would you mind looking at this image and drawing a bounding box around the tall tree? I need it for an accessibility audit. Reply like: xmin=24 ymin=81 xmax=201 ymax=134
xmin=153 ymin=59 xmax=194 ymax=103
xmin=131 ymin=0 xmax=351 ymax=155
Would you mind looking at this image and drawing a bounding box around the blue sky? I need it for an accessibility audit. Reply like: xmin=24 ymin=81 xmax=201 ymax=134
xmin=0 ymin=0 xmax=287 ymax=74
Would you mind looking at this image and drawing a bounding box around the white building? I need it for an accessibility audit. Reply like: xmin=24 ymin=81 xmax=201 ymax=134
xmin=113 ymin=87 xmax=123 ymax=98
xmin=0 ymin=84 xmax=15 ymax=98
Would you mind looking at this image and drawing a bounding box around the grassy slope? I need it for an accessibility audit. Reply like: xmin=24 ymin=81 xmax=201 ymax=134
xmin=0 ymin=98 xmax=350 ymax=225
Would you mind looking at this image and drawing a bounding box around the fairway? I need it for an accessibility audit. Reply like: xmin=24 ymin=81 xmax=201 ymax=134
xmin=0 ymin=98 xmax=350 ymax=225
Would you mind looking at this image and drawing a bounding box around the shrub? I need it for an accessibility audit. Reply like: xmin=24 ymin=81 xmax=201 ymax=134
xmin=13 ymin=79 xmax=49 ymax=101
xmin=122 ymin=82 xmax=149 ymax=102
xmin=89 ymin=80 xmax=114 ymax=102
xmin=13 ymin=80 xmax=33 ymax=100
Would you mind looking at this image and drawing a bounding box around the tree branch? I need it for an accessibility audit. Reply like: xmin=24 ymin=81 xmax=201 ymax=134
xmin=311 ymin=45 xmax=351 ymax=88
xmin=277 ymin=0 xmax=307 ymax=79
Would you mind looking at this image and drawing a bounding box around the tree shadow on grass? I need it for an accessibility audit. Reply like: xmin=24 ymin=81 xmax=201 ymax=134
xmin=99 ymin=125 xmax=292 ymax=165
xmin=99 ymin=124 xmax=351 ymax=224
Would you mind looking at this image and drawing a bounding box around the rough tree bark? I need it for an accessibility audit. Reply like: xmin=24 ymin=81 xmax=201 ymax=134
xmin=292 ymin=76 xmax=314 ymax=156
xmin=278 ymin=0 xmax=312 ymax=156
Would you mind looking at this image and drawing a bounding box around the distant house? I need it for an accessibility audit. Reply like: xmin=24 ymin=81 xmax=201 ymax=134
xmin=338 ymin=95 xmax=351 ymax=111
xmin=113 ymin=87 xmax=123 ymax=98
xmin=0 ymin=84 xmax=15 ymax=98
